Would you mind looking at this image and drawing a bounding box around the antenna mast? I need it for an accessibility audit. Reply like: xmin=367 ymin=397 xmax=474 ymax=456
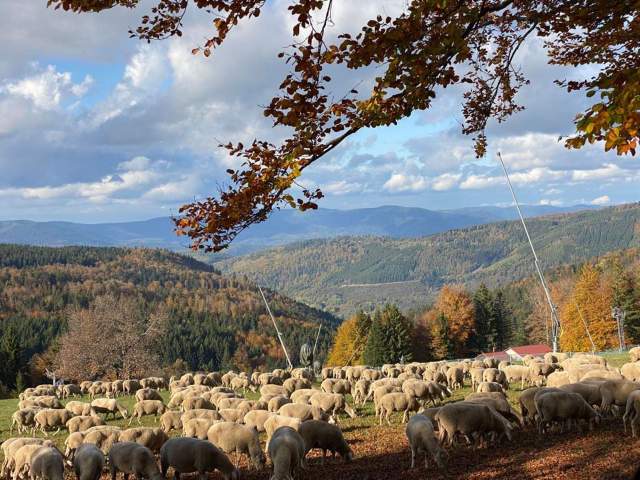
xmin=498 ymin=152 xmax=562 ymax=352
xmin=258 ymin=286 xmax=294 ymax=370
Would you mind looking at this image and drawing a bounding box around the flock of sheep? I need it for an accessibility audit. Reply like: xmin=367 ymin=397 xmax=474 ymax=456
xmin=3 ymin=346 xmax=640 ymax=480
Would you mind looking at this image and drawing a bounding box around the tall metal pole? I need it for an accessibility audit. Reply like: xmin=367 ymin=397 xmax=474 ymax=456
xmin=258 ymin=286 xmax=294 ymax=370
xmin=312 ymin=321 xmax=323 ymax=358
xmin=498 ymin=152 xmax=562 ymax=352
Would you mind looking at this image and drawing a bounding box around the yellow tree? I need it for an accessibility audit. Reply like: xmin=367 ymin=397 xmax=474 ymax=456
xmin=560 ymin=264 xmax=616 ymax=352
xmin=326 ymin=311 xmax=370 ymax=366
xmin=432 ymin=285 xmax=476 ymax=357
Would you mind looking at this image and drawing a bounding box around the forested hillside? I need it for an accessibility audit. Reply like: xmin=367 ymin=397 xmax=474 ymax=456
xmin=220 ymin=203 xmax=640 ymax=316
xmin=0 ymin=245 xmax=339 ymax=391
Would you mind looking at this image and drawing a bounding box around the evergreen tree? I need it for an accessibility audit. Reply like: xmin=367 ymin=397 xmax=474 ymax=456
xmin=492 ymin=291 xmax=510 ymax=350
xmin=610 ymin=261 xmax=640 ymax=344
xmin=473 ymin=284 xmax=494 ymax=352
xmin=363 ymin=311 xmax=386 ymax=366
xmin=382 ymin=304 xmax=413 ymax=364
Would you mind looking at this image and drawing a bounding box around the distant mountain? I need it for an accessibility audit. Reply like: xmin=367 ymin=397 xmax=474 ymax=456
xmin=218 ymin=203 xmax=640 ymax=317
xmin=0 ymin=204 xmax=597 ymax=256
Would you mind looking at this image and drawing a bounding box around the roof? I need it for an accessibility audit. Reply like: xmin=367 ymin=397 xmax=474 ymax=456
xmin=505 ymin=344 xmax=552 ymax=356
xmin=476 ymin=351 xmax=510 ymax=361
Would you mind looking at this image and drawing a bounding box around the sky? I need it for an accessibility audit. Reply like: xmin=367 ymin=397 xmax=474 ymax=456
xmin=0 ymin=1 xmax=638 ymax=223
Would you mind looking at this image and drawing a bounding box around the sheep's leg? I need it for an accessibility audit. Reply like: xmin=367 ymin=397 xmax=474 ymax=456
xmin=410 ymin=448 xmax=415 ymax=469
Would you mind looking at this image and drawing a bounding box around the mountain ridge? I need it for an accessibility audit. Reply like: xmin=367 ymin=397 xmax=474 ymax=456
xmin=0 ymin=204 xmax=598 ymax=256
xmin=218 ymin=203 xmax=640 ymax=317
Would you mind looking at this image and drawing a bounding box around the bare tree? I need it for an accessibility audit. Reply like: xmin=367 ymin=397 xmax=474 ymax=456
xmin=55 ymin=295 xmax=167 ymax=380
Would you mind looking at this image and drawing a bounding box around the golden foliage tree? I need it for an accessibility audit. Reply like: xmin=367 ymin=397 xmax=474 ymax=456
xmin=419 ymin=285 xmax=475 ymax=358
xmin=326 ymin=311 xmax=370 ymax=366
xmin=560 ymin=264 xmax=616 ymax=352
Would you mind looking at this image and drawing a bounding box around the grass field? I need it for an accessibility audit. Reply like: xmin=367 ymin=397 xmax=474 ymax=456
xmin=1 ymin=355 xmax=639 ymax=479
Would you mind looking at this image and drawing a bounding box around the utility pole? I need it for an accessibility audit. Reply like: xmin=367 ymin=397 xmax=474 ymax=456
xmin=258 ymin=286 xmax=294 ymax=370
xmin=498 ymin=152 xmax=562 ymax=352
xmin=612 ymin=306 xmax=626 ymax=351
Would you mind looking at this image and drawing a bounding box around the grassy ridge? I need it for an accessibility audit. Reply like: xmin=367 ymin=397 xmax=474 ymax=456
xmin=219 ymin=203 xmax=640 ymax=317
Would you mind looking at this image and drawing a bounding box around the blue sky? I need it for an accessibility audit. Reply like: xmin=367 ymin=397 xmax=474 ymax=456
xmin=0 ymin=1 xmax=638 ymax=223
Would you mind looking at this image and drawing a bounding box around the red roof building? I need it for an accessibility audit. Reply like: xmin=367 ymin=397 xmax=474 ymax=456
xmin=476 ymin=350 xmax=510 ymax=362
xmin=505 ymin=344 xmax=552 ymax=360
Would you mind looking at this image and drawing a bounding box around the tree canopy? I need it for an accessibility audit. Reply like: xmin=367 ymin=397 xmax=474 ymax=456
xmin=47 ymin=0 xmax=640 ymax=251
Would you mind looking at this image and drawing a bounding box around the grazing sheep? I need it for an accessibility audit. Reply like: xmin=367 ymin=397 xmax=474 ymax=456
xmin=218 ymin=409 xmax=244 ymax=423
xmin=519 ymin=387 xmax=557 ymax=426
xmin=183 ymin=418 xmax=218 ymax=440
xmin=622 ymin=363 xmax=640 ymax=382
xmin=159 ymin=411 xmax=182 ymax=433
xmin=217 ymin=398 xmax=245 ymax=410
xmin=160 ymin=437 xmax=239 ymax=480
xmin=90 ymin=399 xmax=128 ymax=420
xmin=19 ymin=397 xmax=63 ymax=410
xmin=476 ymin=382 xmax=504 ymax=394
xmin=470 ymin=368 xmax=485 ymax=391
xmin=135 ymin=388 xmax=163 ymax=402
xmin=108 ymin=442 xmax=163 ymax=480
xmin=122 ymin=380 xmax=142 ymax=396
xmin=118 ymin=427 xmax=168 ymax=453
xmin=206 ymin=422 xmax=266 ymax=469
xmin=2 ymin=439 xmax=53 ymax=480
xmin=320 ymin=379 xmax=350 ymax=395
xmin=560 ymin=382 xmax=604 ymax=409
xmin=10 ymin=409 xmax=40 ymax=435
xmin=66 ymin=415 xmax=105 ymax=434
xmin=630 ymin=347 xmax=640 ymax=363
xmin=180 ymin=409 xmax=221 ymax=424
xmin=82 ymin=427 xmax=122 ymax=455
xmin=73 ymin=444 xmax=105 ymax=480
xmin=446 ymin=368 xmax=464 ymax=390
xmin=623 ymin=390 xmax=640 ymax=436
xmin=181 ymin=396 xmax=215 ymax=412
xmin=378 ymin=393 xmax=421 ymax=425
xmin=599 ymin=379 xmax=640 ymax=416
xmin=405 ymin=414 xmax=445 ymax=470
xmin=310 ymin=393 xmax=357 ymax=420
xmin=34 ymin=409 xmax=74 ymax=435
xmin=267 ymin=427 xmax=306 ymax=480
xmin=66 ymin=402 xmax=92 ymax=417
xmin=298 ymin=420 xmax=352 ymax=464
xmin=435 ymin=402 xmax=513 ymax=447
xmin=129 ymin=400 xmax=166 ymax=425
xmin=535 ymin=391 xmax=600 ymax=433
xmin=278 ymin=403 xmax=328 ymax=422
xmin=243 ymin=410 xmax=275 ymax=433
xmin=482 ymin=368 xmax=508 ymax=390
xmin=65 ymin=432 xmax=86 ymax=460
xmin=30 ymin=446 xmax=64 ymax=480
xmin=12 ymin=444 xmax=50 ymax=480
xmin=61 ymin=384 xmax=82 ymax=399
xmin=353 ymin=379 xmax=371 ymax=406
xmin=264 ymin=415 xmax=302 ymax=444
xmin=546 ymin=371 xmax=571 ymax=388
xmin=230 ymin=376 xmax=255 ymax=393
xmin=260 ymin=384 xmax=286 ymax=398
xmin=465 ymin=392 xmax=522 ymax=426
xmin=268 ymin=396 xmax=291 ymax=413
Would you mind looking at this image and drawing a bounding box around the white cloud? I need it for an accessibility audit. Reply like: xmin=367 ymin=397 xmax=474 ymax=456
xmin=323 ymin=180 xmax=362 ymax=195
xmin=431 ymin=173 xmax=462 ymax=191
xmin=590 ymin=195 xmax=610 ymax=206
xmin=539 ymin=198 xmax=563 ymax=206
xmin=3 ymin=65 xmax=91 ymax=110
xmin=383 ymin=173 xmax=429 ymax=192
